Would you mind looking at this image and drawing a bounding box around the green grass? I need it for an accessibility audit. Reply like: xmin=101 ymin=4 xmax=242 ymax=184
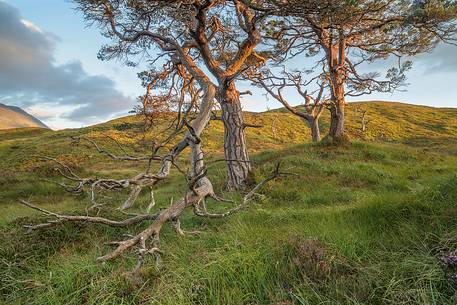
xmin=1 ymin=102 xmax=457 ymax=304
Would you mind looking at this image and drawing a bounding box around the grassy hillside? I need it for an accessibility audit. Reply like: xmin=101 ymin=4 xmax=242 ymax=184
xmin=0 ymin=103 xmax=49 ymax=130
xmin=1 ymin=101 xmax=456 ymax=170
xmin=1 ymin=101 xmax=457 ymax=304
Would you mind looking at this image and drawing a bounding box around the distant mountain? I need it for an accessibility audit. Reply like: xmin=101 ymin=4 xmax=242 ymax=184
xmin=0 ymin=103 xmax=49 ymax=130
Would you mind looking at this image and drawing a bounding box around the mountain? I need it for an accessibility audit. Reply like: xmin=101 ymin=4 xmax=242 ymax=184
xmin=0 ymin=103 xmax=49 ymax=130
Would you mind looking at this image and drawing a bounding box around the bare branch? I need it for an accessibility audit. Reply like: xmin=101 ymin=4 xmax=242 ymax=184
xmin=19 ymin=200 xmax=158 ymax=228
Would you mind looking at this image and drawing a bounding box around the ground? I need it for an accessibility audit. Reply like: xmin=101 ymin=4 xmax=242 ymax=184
xmin=0 ymin=102 xmax=457 ymax=304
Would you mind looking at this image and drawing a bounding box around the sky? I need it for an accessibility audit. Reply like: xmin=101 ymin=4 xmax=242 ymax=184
xmin=1 ymin=0 xmax=456 ymax=130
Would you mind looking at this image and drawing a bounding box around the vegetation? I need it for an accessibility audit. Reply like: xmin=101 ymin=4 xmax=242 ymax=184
xmin=252 ymin=0 xmax=457 ymax=142
xmin=1 ymin=102 xmax=457 ymax=304
xmin=1 ymin=1 xmax=456 ymax=304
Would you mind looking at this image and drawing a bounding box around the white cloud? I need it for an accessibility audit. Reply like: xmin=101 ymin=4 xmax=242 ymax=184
xmin=0 ymin=2 xmax=135 ymax=127
xmin=20 ymin=19 xmax=43 ymax=33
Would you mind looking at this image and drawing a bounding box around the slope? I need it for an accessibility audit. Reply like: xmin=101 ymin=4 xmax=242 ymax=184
xmin=0 ymin=103 xmax=49 ymax=130
xmin=0 ymin=101 xmax=456 ymax=304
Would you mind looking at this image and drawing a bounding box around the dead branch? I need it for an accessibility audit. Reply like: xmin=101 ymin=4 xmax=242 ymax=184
xmin=194 ymin=163 xmax=295 ymax=218
xmin=20 ymin=80 xmax=218 ymax=276
xmin=19 ymin=200 xmax=158 ymax=229
xmin=76 ymin=136 xmax=158 ymax=162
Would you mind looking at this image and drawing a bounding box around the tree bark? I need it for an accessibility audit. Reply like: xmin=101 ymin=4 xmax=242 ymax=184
xmin=328 ymin=75 xmax=347 ymax=144
xmin=218 ymin=82 xmax=251 ymax=190
xmin=325 ymin=35 xmax=348 ymax=144
xmin=329 ymin=101 xmax=345 ymax=142
xmin=308 ymin=117 xmax=321 ymax=143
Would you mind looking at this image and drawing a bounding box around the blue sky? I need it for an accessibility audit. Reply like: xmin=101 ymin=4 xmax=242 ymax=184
xmin=1 ymin=0 xmax=457 ymax=129
xmin=7 ymin=0 xmax=141 ymax=96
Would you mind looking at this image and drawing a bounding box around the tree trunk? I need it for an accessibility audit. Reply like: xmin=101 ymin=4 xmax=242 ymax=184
xmin=327 ymin=38 xmax=348 ymax=144
xmin=361 ymin=114 xmax=367 ymax=132
xmin=308 ymin=117 xmax=321 ymax=143
xmin=329 ymin=102 xmax=345 ymax=141
xmin=218 ymin=83 xmax=251 ymax=191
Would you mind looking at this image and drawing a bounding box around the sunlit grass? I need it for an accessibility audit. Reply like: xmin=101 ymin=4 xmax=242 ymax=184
xmin=1 ymin=103 xmax=457 ymax=304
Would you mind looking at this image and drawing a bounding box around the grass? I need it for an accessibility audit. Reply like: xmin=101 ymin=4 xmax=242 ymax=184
xmin=1 ymin=102 xmax=457 ymax=304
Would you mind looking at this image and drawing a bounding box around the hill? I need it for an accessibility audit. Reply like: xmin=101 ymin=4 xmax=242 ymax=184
xmin=1 ymin=101 xmax=455 ymax=167
xmin=0 ymin=103 xmax=49 ymax=130
xmin=1 ymin=101 xmax=457 ymax=304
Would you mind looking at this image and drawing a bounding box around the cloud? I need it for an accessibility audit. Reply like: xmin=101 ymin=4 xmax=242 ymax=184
xmin=415 ymin=44 xmax=457 ymax=74
xmin=0 ymin=1 xmax=135 ymax=127
xmin=25 ymin=105 xmax=60 ymax=120
xmin=20 ymin=19 xmax=44 ymax=34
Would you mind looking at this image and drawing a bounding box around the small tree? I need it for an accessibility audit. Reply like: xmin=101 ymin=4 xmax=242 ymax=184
xmin=251 ymin=68 xmax=328 ymax=142
xmin=355 ymin=107 xmax=369 ymax=132
xmin=267 ymin=105 xmax=280 ymax=140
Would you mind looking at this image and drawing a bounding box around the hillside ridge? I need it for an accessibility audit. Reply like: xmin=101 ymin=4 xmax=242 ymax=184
xmin=1 ymin=101 xmax=456 ymax=177
xmin=0 ymin=103 xmax=49 ymax=130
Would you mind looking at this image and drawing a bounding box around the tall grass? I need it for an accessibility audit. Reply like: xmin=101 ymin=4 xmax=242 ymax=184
xmin=1 ymin=139 xmax=457 ymax=304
